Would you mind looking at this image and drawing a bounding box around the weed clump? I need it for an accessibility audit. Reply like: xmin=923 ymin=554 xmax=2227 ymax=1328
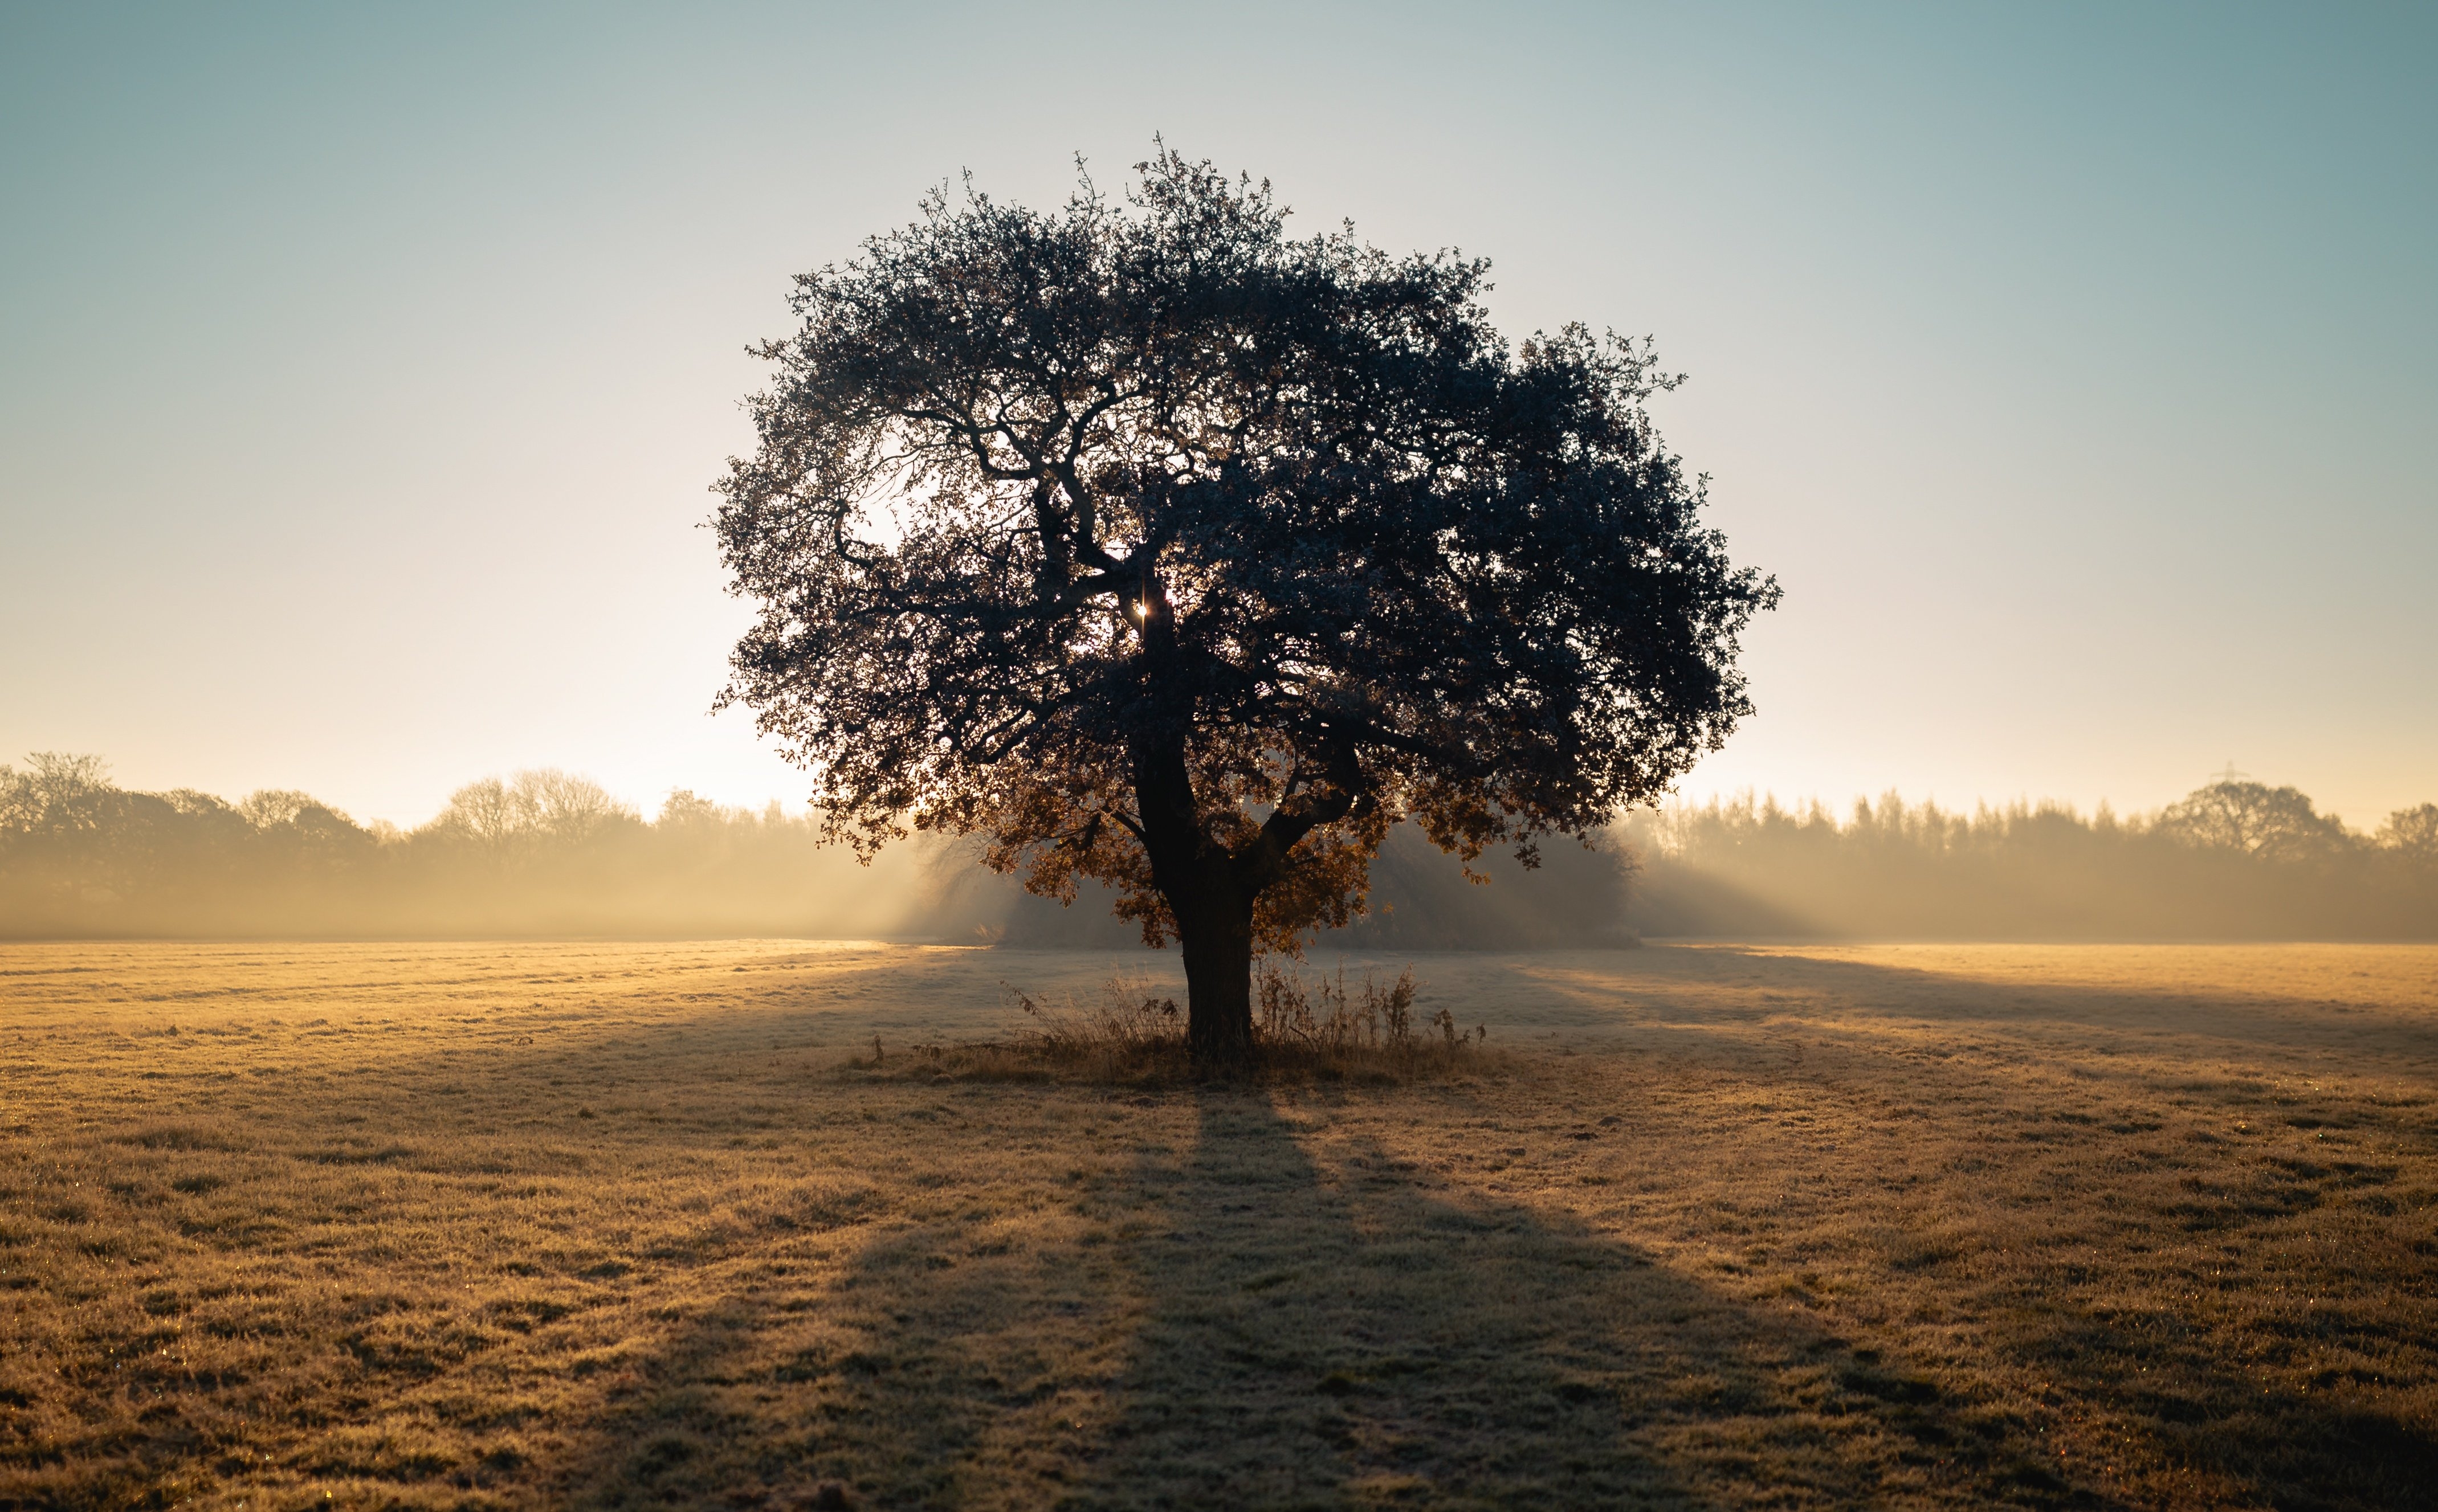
xmin=1016 ymin=972 xmax=1185 ymax=1071
xmin=1255 ymin=961 xmax=1485 ymax=1063
xmin=870 ymin=965 xmax=1492 ymax=1085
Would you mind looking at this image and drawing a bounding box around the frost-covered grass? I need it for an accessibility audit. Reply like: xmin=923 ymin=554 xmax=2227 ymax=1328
xmin=2 ymin=940 xmax=2433 ymax=1508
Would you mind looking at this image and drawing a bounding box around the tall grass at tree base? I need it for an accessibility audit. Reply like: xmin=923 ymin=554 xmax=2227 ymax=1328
xmin=858 ymin=965 xmax=1494 ymax=1085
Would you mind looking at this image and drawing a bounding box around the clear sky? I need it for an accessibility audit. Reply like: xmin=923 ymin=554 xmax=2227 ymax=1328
xmin=3 ymin=2 xmax=2431 ymax=830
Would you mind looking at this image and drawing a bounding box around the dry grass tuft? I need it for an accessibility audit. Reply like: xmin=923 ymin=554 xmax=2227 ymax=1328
xmin=1257 ymin=961 xmax=1483 ymax=1057
xmin=865 ymin=964 xmax=1499 ymax=1086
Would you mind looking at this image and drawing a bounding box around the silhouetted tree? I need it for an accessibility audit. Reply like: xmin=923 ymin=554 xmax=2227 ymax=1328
xmin=2379 ymin=804 xmax=2438 ymax=867
xmin=0 ymin=753 xmax=112 ymax=839
xmin=2157 ymin=779 xmax=2350 ymax=864
xmin=714 ymin=152 xmax=1776 ymax=1061
xmin=427 ymin=769 xmax=638 ymax=861
xmin=238 ymin=789 xmax=322 ymax=829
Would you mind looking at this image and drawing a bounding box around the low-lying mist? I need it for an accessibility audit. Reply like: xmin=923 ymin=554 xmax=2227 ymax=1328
xmin=2 ymin=755 xmax=2430 ymax=943
xmin=0 ymin=758 xmax=922 ymax=940
xmin=0 ymin=757 xmax=1628 ymax=946
xmin=1627 ymin=786 xmax=2438 ymax=940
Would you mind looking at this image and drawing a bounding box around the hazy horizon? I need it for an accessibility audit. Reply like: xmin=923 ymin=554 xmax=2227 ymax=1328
xmin=5 ymin=3 xmax=2432 ymax=829
xmin=10 ymin=748 xmax=2429 ymax=947
xmin=9 ymin=749 xmax=2423 ymax=840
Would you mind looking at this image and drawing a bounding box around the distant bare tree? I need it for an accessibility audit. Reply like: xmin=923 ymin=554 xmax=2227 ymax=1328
xmin=433 ymin=777 xmax=527 ymax=851
xmin=239 ymin=790 xmax=324 ymax=829
xmin=2157 ymin=780 xmax=2350 ymax=864
xmin=431 ymin=770 xmax=637 ymax=855
xmin=714 ymin=150 xmax=1776 ymax=1060
xmin=2379 ymin=804 xmax=2438 ymax=867
xmin=658 ymin=789 xmax=728 ymax=828
xmin=0 ymin=753 xmax=113 ymax=837
xmin=517 ymin=769 xmax=634 ymax=841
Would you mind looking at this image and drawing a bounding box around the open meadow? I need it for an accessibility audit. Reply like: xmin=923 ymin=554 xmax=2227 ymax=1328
xmin=3 ymin=939 xmax=2436 ymax=1510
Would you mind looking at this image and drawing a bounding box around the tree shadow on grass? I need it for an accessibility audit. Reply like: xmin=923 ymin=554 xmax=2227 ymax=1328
xmin=1592 ymin=945 xmax=2438 ymax=1061
xmin=561 ymin=1085 xmax=2098 ymax=1510
xmin=19 ymin=943 xmax=2438 ymax=1510
xmin=1061 ymin=1089 xmax=2095 ymax=1510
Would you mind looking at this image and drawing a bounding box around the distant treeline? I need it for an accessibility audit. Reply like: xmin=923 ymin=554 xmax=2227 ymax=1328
xmin=0 ymin=754 xmax=1627 ymax=946
xmin=5 ymin=755 xmax=2429 ymax=943
xmin=1622 ymin=783 xmax=2438 ymax=940
xmin=0 ymin=755 xmax=919 ymax=939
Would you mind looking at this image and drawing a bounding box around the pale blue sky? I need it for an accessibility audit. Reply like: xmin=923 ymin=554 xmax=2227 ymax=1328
xmin=3 ymin=2 xmax=2431 ymax=828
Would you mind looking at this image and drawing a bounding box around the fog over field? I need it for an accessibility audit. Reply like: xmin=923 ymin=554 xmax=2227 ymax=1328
xmin=5 ymin=755 xmax=2432 ymax=945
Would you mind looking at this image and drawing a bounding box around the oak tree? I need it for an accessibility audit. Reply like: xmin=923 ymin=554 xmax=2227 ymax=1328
xmin=715 ymin=153 xmax=1776 ymax=1061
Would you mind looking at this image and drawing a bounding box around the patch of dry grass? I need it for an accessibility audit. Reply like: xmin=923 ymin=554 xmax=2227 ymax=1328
xmin=887 ymin=963 xmax=1494 ymax=1086
xmin=1 ymin=940 xmax=2434 ymax=1508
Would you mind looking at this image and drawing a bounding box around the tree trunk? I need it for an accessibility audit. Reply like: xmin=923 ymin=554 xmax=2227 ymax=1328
xmin=1129 ymin=726 xmax=1258 ymax=1066
xmin=1176 ymin=887 xmax=1255 ymax=1064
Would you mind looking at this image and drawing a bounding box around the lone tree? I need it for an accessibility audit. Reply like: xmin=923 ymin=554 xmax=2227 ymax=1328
xmin=715 ymin=153 xmax=1777 ymax=1062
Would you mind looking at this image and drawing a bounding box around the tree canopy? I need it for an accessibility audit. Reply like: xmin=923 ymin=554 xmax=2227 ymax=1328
xmin=2156 ymin=779 xmax=2351 ymax=864
xmin=714 ymin=151 xmax=1779 ymax=1057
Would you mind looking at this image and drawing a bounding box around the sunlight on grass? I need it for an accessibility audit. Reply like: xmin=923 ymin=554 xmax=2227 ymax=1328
xmin=2 ymin=941 xmax=2433 ymax=1507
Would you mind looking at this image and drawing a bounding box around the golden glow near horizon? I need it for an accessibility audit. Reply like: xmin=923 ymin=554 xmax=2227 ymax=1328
xmin=2 ymin=6 xmax=2431 ymax=829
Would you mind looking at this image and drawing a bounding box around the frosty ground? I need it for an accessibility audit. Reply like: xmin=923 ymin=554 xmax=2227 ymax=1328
xmin=3 ymin=940 xmax=2433 ymax=1509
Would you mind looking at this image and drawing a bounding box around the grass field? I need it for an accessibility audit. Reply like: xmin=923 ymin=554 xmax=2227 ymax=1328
xmin=3 ymin=939 xmax=2436 ymax=1510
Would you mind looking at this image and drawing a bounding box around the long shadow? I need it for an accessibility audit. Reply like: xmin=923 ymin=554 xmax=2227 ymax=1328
xmin=51 ymin=941 xmax=2433 ymax=1507
xmin=1063 ymin=1089 xmax=2090 ymax=1509
xmin=1516 ymin=943 xmax=2438 ymax=1064
xmin=556 ymin=1084 xmax=2104 ymax=1509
